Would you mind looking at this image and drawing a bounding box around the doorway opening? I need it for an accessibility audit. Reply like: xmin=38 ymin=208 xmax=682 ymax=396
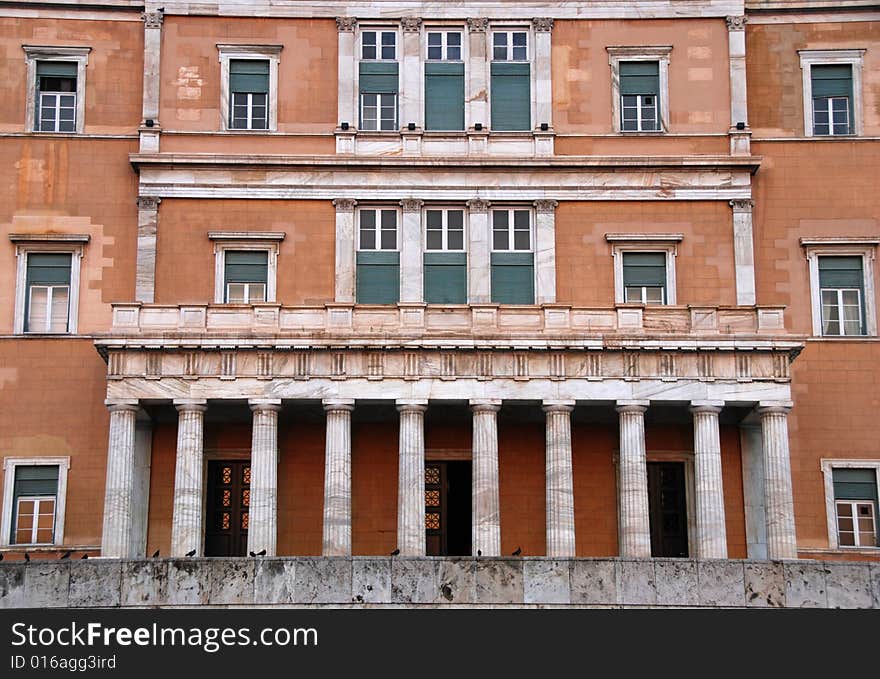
xmin=425 ymin=460 xmax=472 ymax=556
xmin=647 ymin=461 xmax=689 ymax=557
xmin=205 ymin=460 xmax=250 ymax=557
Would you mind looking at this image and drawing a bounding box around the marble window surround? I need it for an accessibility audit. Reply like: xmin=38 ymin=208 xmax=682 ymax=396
xmin=607 ymin=235 xmax=680 ymax=306
xmin=209 ymin=231 xmax=285 ymax=305
xmin=22 ymin=45 xmax=91 ymax=135
xmin=0 ymin=456 xmax=70 ymax=548
xmin=606 ymin=46 xmax=672 ymax=135
xmin=800 ymin=238 xmax=879 ymax=337
xmin=820 ymin=458 xmax=880 ymax=552
xmin=798 ymin=49 xmax=865 ymax=138
xmin=9 ymin=233 xmax=89 ymax=335
xmin=216 ymin=44 xmax=282 ymax=133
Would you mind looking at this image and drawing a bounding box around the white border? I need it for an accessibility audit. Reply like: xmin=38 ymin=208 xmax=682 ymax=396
xmin=607 ymin=46 xmax=672 ymax=134
xmin=610 ymin=240 xmax=679 ymax=305
xmin=821 ymin=458 xmax=880 ymax=551
xmin=217 ymin=44 xmax=282 ymax=132
xmin=488 ymin=23 xmax=536 ymax=132
xmin=211 ymin=235 xmax=282 ymax=304
xmin=0 ymin=456 xmax=70 ymax=547
xmin=798 ymin=49 xmax=865 ymax=138
xmin=13 ymin=240 xmax=86 ymax=335
xmin=22 ymin=45 xmax=90 ymax=135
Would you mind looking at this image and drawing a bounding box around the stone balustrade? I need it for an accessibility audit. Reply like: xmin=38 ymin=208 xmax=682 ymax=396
xmin=109 ymin=303 xmax=788 ymax=338
xmin=1 ymin=558 xmax=877 ymax=609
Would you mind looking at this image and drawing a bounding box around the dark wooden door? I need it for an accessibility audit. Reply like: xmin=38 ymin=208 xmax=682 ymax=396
xmin=425 ymin=461 xmax=471 ymax=557
xmin=647 ymin=461 xmax=689 ymax=557
xmin=205 ymin=460 xmax=250 ymax=557
xmin=425 ymin=462 xmax=447 ymax=557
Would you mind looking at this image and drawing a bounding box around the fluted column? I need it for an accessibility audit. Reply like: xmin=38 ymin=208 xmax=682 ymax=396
xmin=471 ymin=400 xmax=501 ymax=556
xmin=616 ymin=400 xmax=651 ymax=557
xmin=543 ymin=401 xmax=576 ymax=557
xmin=170 ymin=399 xmax=207 ymax=557
xmin=757 ymin=402 xmax=798 ymax=559
xmin=247 ymin=399 xmax=281 ymax=557
xmin=690 ymin=401 xmax=728 ymax=558
xmin=322 ymin=399 xmax=355 ymax=556
xmin=101 ymin=400 xmax=139 ymax=558
xmin=396 ymin=400 xmax=427 ymax=556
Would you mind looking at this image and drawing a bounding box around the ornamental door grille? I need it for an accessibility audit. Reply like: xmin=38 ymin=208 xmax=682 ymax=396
xmin=205 ymin=460 xmax=250 ymax=557
xmin=647 ymin=461 xmax=689 ymax=558
xmin=425 ymin=460 xmax=472 ymax=557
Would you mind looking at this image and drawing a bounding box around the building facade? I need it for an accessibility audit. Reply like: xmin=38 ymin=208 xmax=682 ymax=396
xmin=0 ymin=0 xmax=879 ymax=605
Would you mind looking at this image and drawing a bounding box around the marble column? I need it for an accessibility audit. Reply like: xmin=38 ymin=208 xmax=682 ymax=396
xmin=101 ymin=400 xmax=139 ymax=558
xmin=690 ymin=401 xmax=728 ymax=558
xmin=757 ymin=402 xmax=798 ymax=559
xmin=247 ymin=399 xmax=281 ymax=557
xmin=396 ymin=400 xmax=428 ymax=556
xmin=730 ymin=199 xmax=756 ymax=306
xmin=139 ymin=9 xmax=163 ymax=153
xmin=322 ymin=399 xmax=355 ymax=556
xmin=467 ymin=199 xmax=491 ymax=303
xmin=533 ymin=199 xmax=558 ymax=305
xmin=465 ymin=18 xmax=489 ymax=129
xmin=543 ymin=401 xmax=576 ymax=557
xmin=399 ymin=199 xmax=424 ymax=303
xmin=471 ymin=400 xmax=501 ymax=556
xmin=616 ymin=401 xmax=651 ymax=557
xmin=136 ymin=196 xmax=160 ymax=303
xmin=333 ymin=198 xmax=357 ymax=303
xmin=400 ymin=17 xmax=422 ymax=128
xmin=170 ymin=399 xmax=207 ymax=557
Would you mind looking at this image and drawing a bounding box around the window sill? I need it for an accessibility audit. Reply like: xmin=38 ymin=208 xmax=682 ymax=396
xmin=809 ymin=335 xmax=877 ymax=341
xmin=221 ymin=128 xmax=278 ymax=134
xmin=613 ymin=131 xmax=667 ymax=136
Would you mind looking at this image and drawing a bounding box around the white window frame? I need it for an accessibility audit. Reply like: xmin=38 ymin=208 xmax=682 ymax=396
xmin=27 ymin=284 xmax=70 ymax=333
xmin=0 ymin=456 xmax=70 ymax=547
xmin=798 ymin=49 xmax=865 ymax=138
xmin=812 ymin=96 xmax=851 ymax=137
xmin=357 ymin=207 xmax=400 ymax=252
xmin=606 ymin=46 xmax=672 ymax=134
xmin=801 ymin=239 xmax=878 ymax=337
xmin=424 ymin=207 xmax=467 ymax=252
xmin=491 ymin=207 xmax=534 ymax=253
xmin=10 ymin=234 xmax=88 ymax=335
xmin=23 ymin=45 xmax=90 ymax=134
xmin=217 ymin=44 xmax=282 ymax=133
xmin=425 ymin=30 xmax=464 ymax=62
xmin=621 ymin=93 xmax=659 ymax=133
xmin=361 ymin=29 xmax=398 ymax=61
xmin=487 ymin=23 xmax=536 ymax=134
xmin=607 ymin=235 xmax=681 ymax=305
xmin=229 ymin=91 xmax=269 ymax=131
xmin=14 ymin=496 xmax=57 ymax=545
xmin=821 ymin=459 xmax=880 ymax=551
xmin=208 ymin=232 xmax=284 ymax=304
xmin=490 ymin=30 xmax=529 ymax=62
xmin=359 ymin=92 xmax=398 ymax=132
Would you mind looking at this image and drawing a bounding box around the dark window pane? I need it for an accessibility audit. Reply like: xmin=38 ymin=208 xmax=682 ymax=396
xmin=447 ymin=210 xmax=464 ymax=230
xmin=426 ymin=210 xmax=442 ymax=229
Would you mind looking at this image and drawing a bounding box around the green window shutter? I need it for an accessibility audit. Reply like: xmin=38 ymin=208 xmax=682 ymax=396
xmin=425 ymin=62 xmax=465 ymax=131
xmin=819 ymin=256 xmax=863 ymax=288
xmin=13 ymin=466 xmax=59 ymax=500
xmin=229 ymin=60 xmax=269 ymax=93
xmin=424 ymin=252 xmax=467 ymax=303
xmin=359 ymin=62 xmax=399 ymax=93
xmin=491 ymin=252 xmax=534 ymax=304
xmin=357 ymin=251 xmax=400 ymax=304
xmin=622 ymin=252 xmax=666 ymax=286
xmin=620 ymin=61 xmax=660 ymax=96
xmin=490 ymin=62 xmax=530 ymax=131
xmin=833 ymin=468 xmax=879 ymax=501
xmin=811 ymin=65 xmax=853 ymax=97
xmin=225 ymin=251 xmax=268 ymax=283
xmin=26 ymin=253 xmax=71 ymax=285
xmin=36 ymin=62 xmax=77 ymax=78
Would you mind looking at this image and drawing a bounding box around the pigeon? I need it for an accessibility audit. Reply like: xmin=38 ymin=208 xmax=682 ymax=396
xmin=24 ymin=552 xmax=30 ymax=562
xmin=256 ymin=549 xmax=266 ymax=556
xmin=511 ymin=546 xmax=522 ymax=556
xmin=390 ymin=548 xmax=400 ymax=557
xmin=185 ymin=549 xmax=197 ymax=557
xmin=151 ymin=549 xmax=160 ymax=558
xmin=477 ymin=549 xmax=482 ymax=557
xmin=249 ymin=551 xmax=256 ymax=557
xmin=0 ymin=553 xmax=4 ymax=562
xmin=60 ymin=550 xmax=72 ymax=560
xmin=81 ymin=554 xmax=89 ymax=559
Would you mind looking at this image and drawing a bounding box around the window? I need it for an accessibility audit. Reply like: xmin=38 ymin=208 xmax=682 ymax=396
xmin=490 ymin=30 xmax=531 ymax=131
xmin=23 ymin=46 xmax=90 ymax=134
xmin=607 ymin=47 xmax=672 ymax=134
xmin=361 ymin=92 xmax=397 ymax=131
xmin=607 ymin=236 xmax=680 ymax=305
xmin=424 ymin=209 xmax=467 ymax=304
xmin=0 ymin=457 xmax=70 ymax=547
xmin=799 ymin=50 xmax=865 ymax=138
xmin=425 ymin=30 xmax=465 ymax=132
xmin=491 ymin=208 xmax=534 ymax=304
xmin=217 ymin=45 xmax=282 ymax=132
xmin=362 ymin=30 xmax=397 ymax=61
xmin=623 ymin=252 xmax=667 ymax=304
xmin=822 ymin=460 xmax=880 ymax=550
xmin=357 ymin=208 xmax=400 ymax=304
xmin=209 ymin=232 xmax=284 ymax=304
xmin=359 ymin=29 xmax=399 ymax=132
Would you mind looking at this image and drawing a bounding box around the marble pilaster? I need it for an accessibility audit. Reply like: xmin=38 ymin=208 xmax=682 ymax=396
xmin=730 ymin=199 xmax=756 ymax=307
xmin=396 ymin=400 xmax=428 ymax=556
xmin=691 ymin=401 xmax=728 ymax=558
xmin=534 ymin=199 xmax=558 ymax=305
xmin=140 ymin=9 xmax=163 ymax=152
xmin=136 ymin=196 xmax=160 ymax=304
xmin=101 ymin=401 xmax=139 ymax=558
xmin=758 ymin=402 xmax=798 ymax=560
xmin=471 ymin=400 xmax=501 ymax=557
xmin=400 ymin=18 xmax=422 ymax=128
xmin=532 ymin=18 xmax=554 ymax=130
xmin=467 ymin=198 xmax=491 ymax=303
xmin=543 ymin=401 xmax=576 ymax=557
xmin=333 ymin=198 xmax=357 ymax=303
xmin=336 ymin=17 xmax=357 ymax=128
xmin=322 ymin=399 xmax=355 ymax=556
xmin=616 ymin=401 xmax=651 ymax=558
xmin=399 ymin=199 xmax=424 ymax=303
xmin=726 ymin=16 xmax=750 ymax=155
xmin=170 ymin=400 xmax=207 ymax=557
xmin=247 ymin=399 xmax=282 ymax=557
xmin=466 ymin=18 xmax=489 ymax=129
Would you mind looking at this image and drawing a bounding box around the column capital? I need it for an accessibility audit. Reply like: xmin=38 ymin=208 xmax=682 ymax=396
xmin=533 ymin=199 xmax=558 ymax=214
xmin=729 ymin=198 xmax=754 ymax=213
xmin=616 ymin=400 xmax=649 ymax=414
xmin=332 ymin=198 xmax=357 ymax=212
xmin=542 ymin=400 xmax=574 ymax=413
xmin=173 ymin=399 xmax=208 ymax=413
xmin=249 ymin=398 xmax=282 ymax=413
xmin=532 ymin=17 xmax=555 ymax=32
xmin=690 ymin=400 xmax=724 ymax=415
xmin=336 ymin=16 xmax=357 ymax=32
xmin=399 ymin=198 xmax=424 ymax=213
xmin=470 ymin=399 xmax=501 ymax=413
xmin=466 ymin=198 xmax=490 ymax=213
xmin=396 ymin=399 xmax=428 ymax=413
xmin=105 ymin=399 xmax=139 ymax=413
xmin=757 ymin=401 xmax=793 ymax=416
xmin=401 ymin=17 xmax=422 ymax=33
xmin=141 ymin=10 xmax=163 ymax=29
xmin=137 ymin=196 xmax=161 ymax=211
xmin=466 ymin=17 xmax=489 ymax=33
xmin=323 ymin=398 xmax=355 ymax=413
xmin=726 ymin=15 xmax=747 ymax=31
